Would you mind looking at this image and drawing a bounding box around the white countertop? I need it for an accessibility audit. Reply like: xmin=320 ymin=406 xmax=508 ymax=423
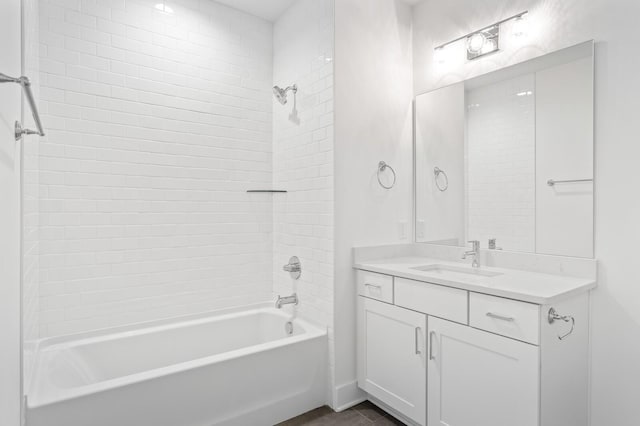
xmin=354 ymin=256 xmax=596 ymax=304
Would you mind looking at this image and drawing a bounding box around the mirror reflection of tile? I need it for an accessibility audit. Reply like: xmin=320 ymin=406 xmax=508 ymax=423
xmin=415 ymin=42 xmax=594 ymax=258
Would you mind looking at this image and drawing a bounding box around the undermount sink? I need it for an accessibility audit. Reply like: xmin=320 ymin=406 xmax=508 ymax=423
xmin=410 ymin=264 xmax=503 ymax=278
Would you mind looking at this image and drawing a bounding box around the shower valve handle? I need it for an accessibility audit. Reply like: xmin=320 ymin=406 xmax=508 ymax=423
xmin=283 ymin=256 xmax=301 ymax=279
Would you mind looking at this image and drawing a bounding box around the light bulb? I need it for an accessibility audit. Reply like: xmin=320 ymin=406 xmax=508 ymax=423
xmin=467 ymin=32 xmax=486 ymax=54
xmin=481 ymin=39 xmax=497 ymax=55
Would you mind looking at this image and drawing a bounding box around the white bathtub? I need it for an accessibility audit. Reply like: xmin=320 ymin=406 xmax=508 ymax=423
xmin=26 ymin=304 xmax=328 ymax=426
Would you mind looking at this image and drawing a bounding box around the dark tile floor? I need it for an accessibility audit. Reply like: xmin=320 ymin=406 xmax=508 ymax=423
xmin=276 ymin=401 xmax=406 ymax=426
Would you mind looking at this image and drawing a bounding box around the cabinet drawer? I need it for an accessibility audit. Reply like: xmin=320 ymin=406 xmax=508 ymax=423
xmin=469 ymin=293 xmax=540 ymax=345
xmin=357 ymin=270 xmax=393 ymax=303
xmin=394 ymin=278 xmax=468 ymax=324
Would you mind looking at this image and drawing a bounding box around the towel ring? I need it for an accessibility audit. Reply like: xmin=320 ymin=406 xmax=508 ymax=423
xmin=434 ymin=167 xmax=449 ymax=192
xmin=377 ymin=161 xmax=396 ymax=190
xmin=548 ymin=308 xmax=575 ymax=340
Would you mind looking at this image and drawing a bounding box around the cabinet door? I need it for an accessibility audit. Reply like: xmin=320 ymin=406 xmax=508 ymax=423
xmin=428 ymin=317 xmax=539 ymax=426
xmin=357 ymin=297 xmax=427 ymax=426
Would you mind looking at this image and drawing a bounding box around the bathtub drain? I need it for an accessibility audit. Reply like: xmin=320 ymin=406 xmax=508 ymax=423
xmin=285 ymin=321 xmax=294 ymax=335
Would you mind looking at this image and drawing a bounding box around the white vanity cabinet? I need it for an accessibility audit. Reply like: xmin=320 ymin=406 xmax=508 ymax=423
xmin=357 ymin=296 xmax=427 ymax=426
xmin=427 ymin=317 xmax=539 ymax=426
xmin=356 ymin=269 xmax=591 ymax=426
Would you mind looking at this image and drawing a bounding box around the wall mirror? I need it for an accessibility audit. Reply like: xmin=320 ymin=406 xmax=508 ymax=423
xmin=415 ymin=41 xmax=594 ymax=258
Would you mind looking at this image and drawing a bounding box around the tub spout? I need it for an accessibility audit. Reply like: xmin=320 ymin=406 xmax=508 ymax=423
xmin=276 ymin=293 xmax=298 ymax=309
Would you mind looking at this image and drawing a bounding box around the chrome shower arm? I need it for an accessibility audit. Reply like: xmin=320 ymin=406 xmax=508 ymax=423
xmin=0 ymin=72 xmax=45 ymax=137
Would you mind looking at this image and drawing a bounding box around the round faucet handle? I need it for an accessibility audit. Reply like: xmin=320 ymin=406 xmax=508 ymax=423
xmin=283 ymin=256 xmax=302 ymax=279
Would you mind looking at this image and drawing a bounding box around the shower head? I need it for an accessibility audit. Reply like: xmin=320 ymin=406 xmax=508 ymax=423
xmin=272 ymin=84 xmax=297 ymax=105
xmin=272 ymin=86 xmax=286 ymax=104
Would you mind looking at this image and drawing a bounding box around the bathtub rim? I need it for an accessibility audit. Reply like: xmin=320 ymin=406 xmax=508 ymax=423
xmin=31 ymin=302 xmax=285 ymax=349
xmin=27 ymin=303 xmax=327 ymax=409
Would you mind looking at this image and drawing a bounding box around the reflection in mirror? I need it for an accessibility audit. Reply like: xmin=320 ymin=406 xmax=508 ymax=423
xmin=415 ymin=41 xmax=594 ymax=258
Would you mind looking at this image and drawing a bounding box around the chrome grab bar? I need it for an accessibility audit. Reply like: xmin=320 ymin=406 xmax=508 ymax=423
xmin=0 ymin=72 xmax=45 ymax=138
xmin=547 ymin=178 xmax=593 ymax=186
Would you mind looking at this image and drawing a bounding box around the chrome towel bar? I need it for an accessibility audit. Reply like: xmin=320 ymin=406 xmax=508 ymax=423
xmin=0 ymin=72 xmax=45 ymax=138
xmin=547 ymin=178 xmax=593 ymax=186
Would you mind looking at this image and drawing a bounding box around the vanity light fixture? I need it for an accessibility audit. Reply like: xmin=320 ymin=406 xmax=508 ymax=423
xmin=433 ymin=46 xmax=447 ymax=64
xmin=434 ymin=11 xmax=528 ymax=62
xmin=512 ymin=14 xmax=529 ymax=38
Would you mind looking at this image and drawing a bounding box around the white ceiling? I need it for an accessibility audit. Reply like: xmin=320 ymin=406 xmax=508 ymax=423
xmin=214 ymin=0 xmax=424 ymax=22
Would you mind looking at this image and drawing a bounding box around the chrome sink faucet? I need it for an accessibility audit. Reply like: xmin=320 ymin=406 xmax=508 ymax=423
xmin=276 ymin=293 xmax=298 ymax=309
xmin=462 ymin=240 xmax=480 ymax=268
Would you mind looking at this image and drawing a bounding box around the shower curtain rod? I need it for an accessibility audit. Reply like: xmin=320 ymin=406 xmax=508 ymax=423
xmin=0 ymin=72 xmax=45 ymax=137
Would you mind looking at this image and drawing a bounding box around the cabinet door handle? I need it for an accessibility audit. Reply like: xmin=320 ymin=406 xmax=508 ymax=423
xmin=415 ymin=327 xmax=422 ymax=355
xmin=429 ymin=331 xmax=436 ymax=360
xmin=486 ymin=312 xmax=515 ymax=322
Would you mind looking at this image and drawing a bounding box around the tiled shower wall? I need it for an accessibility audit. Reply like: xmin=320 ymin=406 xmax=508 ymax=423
xmin=35 ymin=0 xmax=274 ymax=337
xmin=272 ymin=0 xmax=334 ymax=389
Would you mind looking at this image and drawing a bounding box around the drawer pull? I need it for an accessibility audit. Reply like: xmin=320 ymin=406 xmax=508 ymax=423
xmin=364 ymin=283 xmax=382 ymax=290
xmin=415 ymin=327 xmax=422 ymax=355
xmin=486 ymin=312 xmax=515 ymax=322
xmin=429 ymin=331 xmax=436 ymax=360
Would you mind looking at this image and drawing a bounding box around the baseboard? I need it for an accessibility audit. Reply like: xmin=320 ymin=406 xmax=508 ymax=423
xmin=368 ymin=396 xmax=420 ymax=426
xmin=332 ymin=380 xmax=366 ymax=412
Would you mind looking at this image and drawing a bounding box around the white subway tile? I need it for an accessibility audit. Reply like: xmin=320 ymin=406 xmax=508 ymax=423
xmin=64 ymin=36 xmax=96 ymax=54
xmin=36 ymin=0 xmax=281 ymax=338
